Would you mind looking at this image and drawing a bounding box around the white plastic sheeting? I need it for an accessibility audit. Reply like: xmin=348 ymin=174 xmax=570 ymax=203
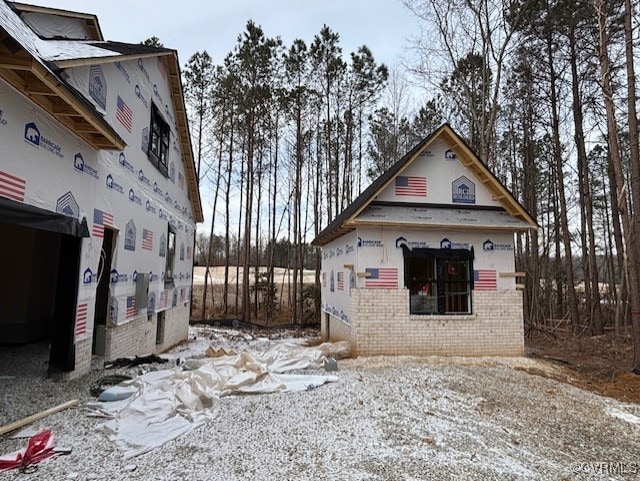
xmin=20 ymin=12 xmax=90 ymax=40
xmin=87 ymin=342 xmax=339 ymax=459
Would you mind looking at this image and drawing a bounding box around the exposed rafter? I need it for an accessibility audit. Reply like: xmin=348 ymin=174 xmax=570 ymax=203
xmin=0 ymin=31 xmax=124 ymax=151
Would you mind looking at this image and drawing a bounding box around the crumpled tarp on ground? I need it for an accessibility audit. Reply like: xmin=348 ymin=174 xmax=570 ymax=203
xmin=86 ymin=341 xmax=341 ymax=459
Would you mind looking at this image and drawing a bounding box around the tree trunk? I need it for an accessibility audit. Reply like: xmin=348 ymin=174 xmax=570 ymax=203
xmin=569 ymin=23 xmax=602 ymax=333
xmin=546 ymin=24 xmax=580 ymax=327
xmin=597 ymin=0 xmax=640 ymax=362
xmin=622 ymin=0 xmax=640 ymax=368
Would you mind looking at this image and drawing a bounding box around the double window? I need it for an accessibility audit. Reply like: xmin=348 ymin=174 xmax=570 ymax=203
xmin=403 ymin=248 xmax=473 ymax=315
xmin=148 ymin=103 xmax=170 ymax=177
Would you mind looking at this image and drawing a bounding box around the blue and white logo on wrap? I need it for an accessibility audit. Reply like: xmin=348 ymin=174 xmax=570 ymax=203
xmin=83 ymin=267 xmax=94 ymax=285
xmin=134 ymin=84 xmax=148 ymax=108
xmin=128 ymin=188 xmax=142 ymax=205
xmin=148 ymin=291 xmax=156 ymax=314
xmin=56 ymin=191 xmax=79 ymax=218
xmin=138 ymin=169 xmax=151 ymax=187
xmin=159 ymin=233 xmax=166 ymax=257
xmin=440 ymin=237 xmax=470 ymax=249
xmin=483 ymin=238 xmax=513 ymax=251
xmin=24 ymin=122 xmax=40 ymax=146
xmin=119 ymin=152 xmax=135 ymax=173
xmin=141 ymin=127 xmax=149 ymax=153
xmin=452 ymin=176 xmax=476 ymax=204
xmin=106 ymin=174 xmax=124 ymax=194
xmin=138 ymin=58 xmax=150 ymax=83
xmin=89 ymin=65 xmax=107 ymax=110
xmin=73 ymin=153 xmax=84 ymax=171
xmin=445 ymin=149 xmax=457 ymax=160
xmin=357 ymin=237 xmax=382 ymax=248
xmin=124 ymin=219 xmax=136 ymax=251
xmin=73 ymin=153 xmax=98 ymax=179
xmin=0 ymin=108 xmax=8 ymax=126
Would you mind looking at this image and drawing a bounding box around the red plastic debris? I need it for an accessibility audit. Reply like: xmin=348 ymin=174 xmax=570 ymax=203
xmin=0 ymin=430 xmax=61 ymax=472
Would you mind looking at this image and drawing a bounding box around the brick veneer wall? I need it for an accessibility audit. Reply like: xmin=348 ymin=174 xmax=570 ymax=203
xmin=321 ymin=311 xmax=355 ymax=346
xmin=62 ymin=303 xmax=190 ymax=380
xmin=329 ymin=289 xmax=523 ymax=357
xmin=154 ymin=303 xmax=190 ymax=353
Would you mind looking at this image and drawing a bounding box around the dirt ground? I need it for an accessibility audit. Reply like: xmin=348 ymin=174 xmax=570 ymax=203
xmin=526 ymin=329 xmax=640 ymax=404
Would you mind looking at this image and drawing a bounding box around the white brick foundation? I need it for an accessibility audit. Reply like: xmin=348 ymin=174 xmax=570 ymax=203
xmin=322 ymin=289 xmax=523 ymax=357
xmin=62 ymin=302 xmax=190 ymax=379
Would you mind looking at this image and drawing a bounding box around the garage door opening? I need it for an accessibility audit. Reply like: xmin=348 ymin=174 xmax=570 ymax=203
xmin=0 ymin=197 xmax=87 ymax=376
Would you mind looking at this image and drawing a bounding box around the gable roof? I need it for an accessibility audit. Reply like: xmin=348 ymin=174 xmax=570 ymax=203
xmin=312 ymin=123 xmax=537 ymax=246
xmin=0 ymin=0 xmax=203 ymax=223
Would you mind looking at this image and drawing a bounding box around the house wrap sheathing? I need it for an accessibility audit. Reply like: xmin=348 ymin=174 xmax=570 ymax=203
xmin=312 ymin=124 xmax=537 ymax=357
xmin=0 ymin=1 xmax=202 ymax=379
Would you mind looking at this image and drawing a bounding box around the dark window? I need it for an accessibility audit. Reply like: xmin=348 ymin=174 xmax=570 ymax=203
xmin=403 ymin=247 xmax=473 ymax=315
xmin=148 ymin=103 xmax=170 ymax=177
xmin=165 ymin=225 xmax=175 ymax=286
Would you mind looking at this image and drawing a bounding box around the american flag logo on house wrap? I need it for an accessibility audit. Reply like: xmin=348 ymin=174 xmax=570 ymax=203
xmin=0 ymin=170 xmax=26 ymax=202
xmin=92 ymin=208 xmax=114 ymax=238
xmin=126 ymin=295 xmax=137 ymax=318
xmin=394 ymin=175 xmax=427 ymax=197
xmin=337 ymin=272 xmax=344 ymax=291
xmin=365 ymin=268 xmax=398 ymax=289
xmin=142 ymin=228 xmax=154 ymax=250
xmin=474 ymin=270 xmax=497 ymax=290
xmin=159 ymin=290 xmax=168 ymax=309
xmin=75 ymin=303 xmax=87 ymax=336
xmin=116 ymin=95 xmax=133 ymax=132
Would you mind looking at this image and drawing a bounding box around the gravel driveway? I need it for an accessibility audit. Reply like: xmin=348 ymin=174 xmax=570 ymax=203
xmin=1 ymin=329 xmax=638 ymax=481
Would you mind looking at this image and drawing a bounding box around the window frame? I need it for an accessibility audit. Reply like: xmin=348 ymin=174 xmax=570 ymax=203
xmin=403 ymin=247 xmax=474 ymax=315
xmin=148 ymin=103 xmax=170 ymax=177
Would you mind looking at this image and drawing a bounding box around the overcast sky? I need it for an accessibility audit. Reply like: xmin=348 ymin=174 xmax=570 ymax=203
xmin=26 ymin=0 xmax=418 ymax=69
xmin=24 ymin=1 xmax=423 ymax=236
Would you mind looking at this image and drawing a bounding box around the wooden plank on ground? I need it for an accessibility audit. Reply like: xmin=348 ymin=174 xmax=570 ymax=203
xmin=0 ymin=399 xmax=79 ymax=436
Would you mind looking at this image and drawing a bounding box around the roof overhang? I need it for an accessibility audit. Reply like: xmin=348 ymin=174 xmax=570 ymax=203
xmin=0 ymin=28 xmax=125 ymax=150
